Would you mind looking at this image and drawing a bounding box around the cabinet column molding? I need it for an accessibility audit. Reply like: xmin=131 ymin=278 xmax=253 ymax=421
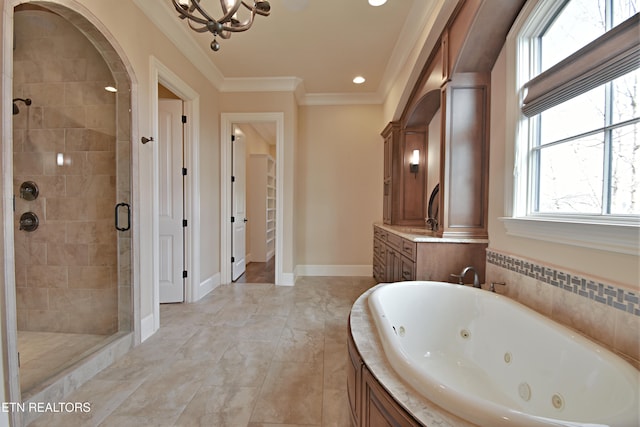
xmin=438 ymin=72 xmax=490 ymax=238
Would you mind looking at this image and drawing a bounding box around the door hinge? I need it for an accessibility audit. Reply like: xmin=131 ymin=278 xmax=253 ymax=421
xmin=17 ymin=352 xmax=20 ymax=368
xmin=183 ymin=270 xmax=188 ymax=278
xmin=182 ymin=115 xmax=187 ymax=124
xmin=183 ymin=219 xmax=188 ymax=227
xmin=231 ymin=216 xmax=235 ymax=223
xmin=231 ymin=134 xmax=236 ymax=142
xmin=231 ymin=256 xmax=235 ymax=262
xmin=182 ymin=167 xmax=187 ymax=176
xmin=231 ymin=175 xmax=235 ymax=182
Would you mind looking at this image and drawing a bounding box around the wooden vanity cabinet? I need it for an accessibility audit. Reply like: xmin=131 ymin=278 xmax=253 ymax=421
xmin=348 ymin=324 xmax=422 ymax=427
xmin=373 ymin=225 xmax=487 ymax=284
xmin=381 ymin=122 xmax=427 ymax=226
xmin=373 ymin=227 xmax=416 ymax=283
xmin=381 ymin=0 xmax=525 ymax=239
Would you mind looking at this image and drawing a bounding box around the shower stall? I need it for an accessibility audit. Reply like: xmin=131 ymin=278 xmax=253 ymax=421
xmin=11 ymin=4 xmax=133 ymax=399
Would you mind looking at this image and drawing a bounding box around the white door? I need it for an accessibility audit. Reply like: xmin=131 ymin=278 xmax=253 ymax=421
xmin=158 ymin=99 xmax=184 ymax=302
xmin=231 ymin=131 xmax=247 ymax=281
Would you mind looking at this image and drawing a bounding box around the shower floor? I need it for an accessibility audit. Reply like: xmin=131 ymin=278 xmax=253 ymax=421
xmin=18 ymin=331 xmax=110 ymax=395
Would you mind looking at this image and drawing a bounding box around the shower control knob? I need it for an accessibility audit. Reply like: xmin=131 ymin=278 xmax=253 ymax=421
xmin=19 ymin=181 xmax=39 ymax=201
xmin=19 ymin=212 xmax=39 ymax=232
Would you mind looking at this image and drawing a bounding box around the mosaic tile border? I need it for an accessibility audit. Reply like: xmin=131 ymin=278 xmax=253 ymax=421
xmin=487 ymin=250 xmax=640 ymax=317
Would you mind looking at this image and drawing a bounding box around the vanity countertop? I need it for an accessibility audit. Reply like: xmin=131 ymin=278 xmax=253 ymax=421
xmin=375 ymin=223 xmax=489 ymax=244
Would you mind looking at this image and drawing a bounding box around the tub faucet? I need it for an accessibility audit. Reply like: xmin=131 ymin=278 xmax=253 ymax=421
xmin=451 ymin=266 xmax=481 ymax=288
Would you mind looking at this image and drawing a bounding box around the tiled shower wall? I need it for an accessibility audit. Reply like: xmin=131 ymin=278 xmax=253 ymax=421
xmin=12 ymin=8 xmax=121 ymax=335
xmin=486 ymin=249 xmax=640 ymax=368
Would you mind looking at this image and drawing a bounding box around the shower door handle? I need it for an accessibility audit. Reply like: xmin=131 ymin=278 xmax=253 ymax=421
xmin=115 ymin=202 xmax=130 ymax=232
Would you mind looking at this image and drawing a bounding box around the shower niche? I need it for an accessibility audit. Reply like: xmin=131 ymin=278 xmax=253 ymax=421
xmin=11 ymin=3 xmax=133 ymax=401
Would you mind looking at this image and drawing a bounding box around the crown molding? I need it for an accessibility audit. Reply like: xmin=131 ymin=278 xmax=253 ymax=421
xmin=300 ymin=92 xmax=384 ymax=106
xmin=220 ymin=76 xmax=303 ymax=93
xmin=377 ymin=0 xmax=441 ymax=102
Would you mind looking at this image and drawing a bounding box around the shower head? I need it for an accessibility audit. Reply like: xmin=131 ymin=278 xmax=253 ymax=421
xmin=12 ymin=98 xmax=32 ymax=115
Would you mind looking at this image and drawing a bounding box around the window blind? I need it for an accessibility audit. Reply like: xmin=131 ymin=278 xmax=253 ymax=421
xmin=522 ymin=13 xmax=639 ymax=117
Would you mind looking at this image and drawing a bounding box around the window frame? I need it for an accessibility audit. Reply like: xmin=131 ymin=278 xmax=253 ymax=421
xmin=501 ymin=0 xmax=640 ymax=256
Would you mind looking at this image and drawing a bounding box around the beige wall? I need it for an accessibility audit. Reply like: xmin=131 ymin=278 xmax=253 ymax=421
xmin=80 ymin=1 xmax=222 ymax=317
xmin=296 ymin=104 xmax=383 ymax=267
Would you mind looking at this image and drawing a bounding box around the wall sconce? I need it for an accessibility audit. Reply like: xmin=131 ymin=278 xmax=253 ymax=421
xmin=410 ymin=149 xmax=420 ymax=174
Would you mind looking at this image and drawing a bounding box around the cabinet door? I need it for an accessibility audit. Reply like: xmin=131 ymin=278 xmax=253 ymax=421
xmin=383 ymin=134 xmax=393 ymax=224
xmin=347 ymin=334 xmax=362 ymax=426
xmin=362 ymin=367 xmax=421 ymax=427
xmin=385 ymin=248 xmax=398 ymax=282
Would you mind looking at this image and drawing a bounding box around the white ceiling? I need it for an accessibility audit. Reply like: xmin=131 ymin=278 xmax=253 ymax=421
xmin=135 ymin=0 xmax=441 ymax=104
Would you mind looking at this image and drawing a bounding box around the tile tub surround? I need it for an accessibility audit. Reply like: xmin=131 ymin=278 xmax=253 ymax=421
xmin=350 ymin=285 xmax=475 ymax=426
xmin=486 ymin=249 xmax=640 ymax=368
xmin=26 ymin=277 xmax=375 ymax=427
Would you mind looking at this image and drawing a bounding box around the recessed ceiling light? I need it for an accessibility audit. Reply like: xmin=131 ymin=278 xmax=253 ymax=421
xmin=353 ymin=76 xmax=366 ymax=84
xmin=104 ymin=86 xmax=117 ymax=93
xmin=368 ymin=0 xmax=387 ymax=6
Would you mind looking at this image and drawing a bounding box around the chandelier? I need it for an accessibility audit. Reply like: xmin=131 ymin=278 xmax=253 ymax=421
xmin=172 ymin=0 xmax=271 ymax=51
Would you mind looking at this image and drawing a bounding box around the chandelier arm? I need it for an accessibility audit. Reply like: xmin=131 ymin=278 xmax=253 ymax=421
xmin=189 ymin=0 xmax=216 ymax=23
xmin=218 ymin=0 xmax=243 ymax=24
xmin=220 ymin=4 xmax=259 ymax=33
xmin=221 ymin=13 xmax=255 ymax=32
xmin=187 ymin=20 xmax=212 ymax=33
xmin=172 ymin=1 xmax=212 ymax=27
xmin=241 ymin=1 xmax=269 ymax=17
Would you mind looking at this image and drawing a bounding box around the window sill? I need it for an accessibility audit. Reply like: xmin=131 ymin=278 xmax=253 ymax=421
xmin=499 ymin=216 xmax=640 ymax=256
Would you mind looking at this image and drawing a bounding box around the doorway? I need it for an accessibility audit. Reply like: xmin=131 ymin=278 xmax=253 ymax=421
xmin=220 ymin=113 xmax=284 ymax=285
xmin=148 ymin=57 xmax=202 ymax=338
xmin=232 ymin=124 xmax=277 ymax=284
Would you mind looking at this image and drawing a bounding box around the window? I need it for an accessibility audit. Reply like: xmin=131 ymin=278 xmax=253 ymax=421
xmin=502 ymin=0 xmax=639 ymax=254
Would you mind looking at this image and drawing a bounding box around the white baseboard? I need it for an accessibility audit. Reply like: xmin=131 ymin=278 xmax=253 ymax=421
xmin=196 ymin=273 xmax=220 ymax=301
xmin=296 ymin=265 xmax=372 ymax=277
xmin=140 ymin=313 xmax=156 ymax=342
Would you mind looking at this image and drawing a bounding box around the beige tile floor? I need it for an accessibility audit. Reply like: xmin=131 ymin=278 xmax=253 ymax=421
xmin=18 ymin=332 xmax=111 ymax=396
xmin=28 ymin=276 xmax=376 ymax=427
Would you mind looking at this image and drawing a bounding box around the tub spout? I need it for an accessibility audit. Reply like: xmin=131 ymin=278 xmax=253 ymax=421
xmin=451 ymin=266 xmax=481 ymax=288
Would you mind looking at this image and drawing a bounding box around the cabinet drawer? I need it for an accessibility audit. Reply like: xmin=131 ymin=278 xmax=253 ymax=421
xmin=373 ymin=226 xmax=387 ymax=242
xmin=401 ymin=239 xmax=416 ymax=261
xmin=400 ymin=256 xmax=415 ymax=281
xmin=373 ymin=238 xmax=385 ymax=260
xmin=386 ymin=232 xmax=403 ymax=251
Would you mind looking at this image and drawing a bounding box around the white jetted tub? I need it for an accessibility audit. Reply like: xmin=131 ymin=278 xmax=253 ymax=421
xmin=368 ymin=281 xmax=639 ymax=427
